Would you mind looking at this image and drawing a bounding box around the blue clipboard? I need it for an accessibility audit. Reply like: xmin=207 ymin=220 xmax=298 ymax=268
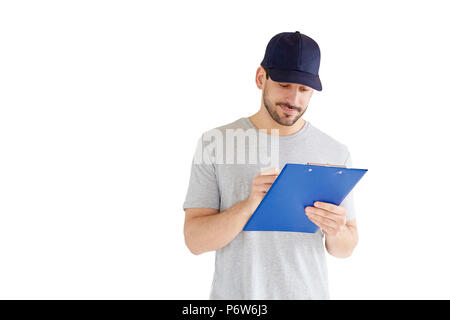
xmin=243 ymin=163 xmax=368 ymax=233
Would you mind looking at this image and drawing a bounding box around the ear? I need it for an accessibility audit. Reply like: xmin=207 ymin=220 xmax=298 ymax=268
xmin=255 ymin=66 xmax=266 ymax=90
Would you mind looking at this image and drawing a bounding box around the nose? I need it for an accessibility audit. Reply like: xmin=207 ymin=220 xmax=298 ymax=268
xmin=284 ymin=87 xmax=302 ymax=106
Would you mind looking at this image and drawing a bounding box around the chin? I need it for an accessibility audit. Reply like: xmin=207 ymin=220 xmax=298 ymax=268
xmin=276 ymin=118 xmax=296 ymax=127
xmin=283 ymin=116 xmax=301 ymax=126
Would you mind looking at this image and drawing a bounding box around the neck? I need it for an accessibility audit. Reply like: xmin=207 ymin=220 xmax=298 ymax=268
xmin=248 ymin=107 xmax=306 ymax=136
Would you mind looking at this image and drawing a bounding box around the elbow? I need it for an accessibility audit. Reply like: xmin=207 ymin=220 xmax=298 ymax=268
xmin=331 ymin=250 xmax=354 ymax=259
xmin=185 ymin=240 xmax=202 ymax=255
xmin=327 ymin=248 xmax=354 ymax=259
xmin=184 ymin=226 xmax=203 ymax=256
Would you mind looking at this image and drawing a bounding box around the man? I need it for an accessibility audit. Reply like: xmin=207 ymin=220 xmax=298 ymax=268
xmin=182 ymin=31 xmax=358 ymax=299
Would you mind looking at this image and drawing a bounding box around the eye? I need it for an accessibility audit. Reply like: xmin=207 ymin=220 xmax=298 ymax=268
xmin=279 ymin=84 xmax=289 ymax=88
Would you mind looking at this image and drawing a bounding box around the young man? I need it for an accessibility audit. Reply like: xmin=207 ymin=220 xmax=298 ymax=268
xmin=182 ymin=31 xmax=358 ymax=299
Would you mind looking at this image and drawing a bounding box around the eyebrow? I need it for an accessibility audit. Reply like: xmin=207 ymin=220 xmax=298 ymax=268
xmin=280 ymin=83 xmax=311 ymax=89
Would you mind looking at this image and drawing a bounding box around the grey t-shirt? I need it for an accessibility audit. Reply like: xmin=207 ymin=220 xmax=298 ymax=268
xmin=183 ymin=117 xmax=356 ymax=299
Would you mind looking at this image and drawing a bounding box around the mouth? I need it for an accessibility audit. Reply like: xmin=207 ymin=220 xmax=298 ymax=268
xmin=279 ymin=104 xmax=299 ymax=115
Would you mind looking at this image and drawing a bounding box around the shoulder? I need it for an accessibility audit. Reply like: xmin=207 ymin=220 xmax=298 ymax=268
xmin=209 ymin=117 xmax=248 ymax=133
xmin=193 ymin=117 xmax=249 ymax=159
xmin=201 ymin=117 xmax=250 ymax=139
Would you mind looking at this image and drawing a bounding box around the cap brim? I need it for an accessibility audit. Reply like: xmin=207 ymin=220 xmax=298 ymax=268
xmin=267 ymin=68 xmax=322 ymax=91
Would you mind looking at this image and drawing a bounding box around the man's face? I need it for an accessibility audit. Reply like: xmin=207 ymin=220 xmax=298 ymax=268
xmin=262 ymin=77 xmax=314 ymax=126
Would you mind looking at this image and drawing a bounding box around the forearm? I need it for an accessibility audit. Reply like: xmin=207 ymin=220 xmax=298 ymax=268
xmin=325 ymin=224 xmax=358 ymax=258
xmin=185 ymin=200 xmax=255 ymax=255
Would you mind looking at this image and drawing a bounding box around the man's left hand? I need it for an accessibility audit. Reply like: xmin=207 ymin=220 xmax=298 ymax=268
xmin=305 ymin=201 xmax=347 ymax=236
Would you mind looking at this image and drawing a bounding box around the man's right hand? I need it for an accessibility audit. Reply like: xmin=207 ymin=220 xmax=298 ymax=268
xmin=244 ymin=167 xmax=281 ymax=214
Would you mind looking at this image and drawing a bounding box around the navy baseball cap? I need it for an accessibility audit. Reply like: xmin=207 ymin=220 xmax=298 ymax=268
xmin=261 ymin=31 xmax=322 ymax=91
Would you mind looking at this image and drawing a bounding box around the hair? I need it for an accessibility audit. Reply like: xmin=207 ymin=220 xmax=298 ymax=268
xmin=261 ymin=66 xmax=270 ymax=80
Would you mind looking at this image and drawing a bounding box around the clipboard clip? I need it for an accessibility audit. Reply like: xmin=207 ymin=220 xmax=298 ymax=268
xmin=307 ymin=162 xmax=346 ymax=168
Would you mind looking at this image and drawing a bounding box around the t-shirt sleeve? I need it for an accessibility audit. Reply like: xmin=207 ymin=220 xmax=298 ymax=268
xmin=340 ymin=150 xmax=357 ymax=222
xmin=182 ymin=134 xmax=221 ymax=211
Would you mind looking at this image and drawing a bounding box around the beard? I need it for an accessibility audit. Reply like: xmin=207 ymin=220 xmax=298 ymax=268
xmin=263 ymin=86 xmax=306 ymax=126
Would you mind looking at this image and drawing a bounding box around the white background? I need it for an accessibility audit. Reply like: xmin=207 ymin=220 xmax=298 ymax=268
xmin=1 ymin=0 xmax=449 ymax=299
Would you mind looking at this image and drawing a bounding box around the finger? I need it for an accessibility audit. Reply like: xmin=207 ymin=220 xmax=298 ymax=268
xmin=308 ymin=216 xmax=337 ymax=234
xmin=305 ymin=207 xmax=343 ymax=222
xmin=255 ymin=183 xmax=274 ymax=193
xmin=308 ymin=215 xmax=330 ymax=233
xmin=262 ymin=182 xmax=276 ymax=191
xmin=256 ymin=175 xmax=278 ymax=184
xmin=260 ymin=167 xmax=281 ymax=175
xmin=320 ymin=225 xmax=334 ymax=235
xmin=307 ymin=213 xmax=339 ymax=230
xmin=313 ymin=201 xmax=346 ymax=215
